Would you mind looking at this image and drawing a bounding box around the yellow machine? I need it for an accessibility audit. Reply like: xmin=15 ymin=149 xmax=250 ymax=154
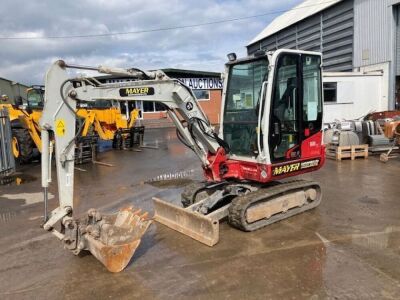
xmin=80 ymin=106 xmax=139 ymax=140
xmin=0 ymin=86 xmax=142 ymax=163
xmin=0 ymin=87 xmax=43 ymax=162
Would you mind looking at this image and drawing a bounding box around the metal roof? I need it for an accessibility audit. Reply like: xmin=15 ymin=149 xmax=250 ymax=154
xmin=0 ymin=77 xmax=17 ymax=84
xmin=0 ymin=77 xmax=29 ymax=87
xmin=247 ymin=0 xmax=343 ymax=46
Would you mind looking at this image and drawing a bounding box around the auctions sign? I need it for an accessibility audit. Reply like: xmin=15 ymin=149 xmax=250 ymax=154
xmin=178 ymin=78 xmax=223 ymax=90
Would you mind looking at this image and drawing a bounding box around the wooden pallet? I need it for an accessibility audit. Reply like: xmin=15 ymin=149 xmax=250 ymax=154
xmin=326 ymin=144 xmax=369 ymax=161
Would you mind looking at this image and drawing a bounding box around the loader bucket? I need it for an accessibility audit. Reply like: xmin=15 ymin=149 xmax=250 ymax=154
xmin=153 ymin=197 xmax=219 ymax=246
xmin=84 ymin=207 xmax=152 ymax=273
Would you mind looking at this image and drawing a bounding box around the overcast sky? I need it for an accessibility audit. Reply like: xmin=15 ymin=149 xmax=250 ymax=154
xmin=0 ymin=0 xmax=302 ymax=85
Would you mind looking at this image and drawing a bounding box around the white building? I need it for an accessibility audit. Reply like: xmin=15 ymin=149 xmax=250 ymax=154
xmin=323 ymin=72 xmax=383 ymax=123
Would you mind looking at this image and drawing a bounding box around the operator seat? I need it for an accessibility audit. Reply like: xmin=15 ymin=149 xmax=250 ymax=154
xmin=274 ymin=77 xmax=297 ymax=123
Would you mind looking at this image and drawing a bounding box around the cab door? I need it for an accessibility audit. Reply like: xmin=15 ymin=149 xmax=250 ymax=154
xmin=269 ymin=53 xmax=301 ymax=162
xmin=269 ymin=53 xmax=322 ymax=163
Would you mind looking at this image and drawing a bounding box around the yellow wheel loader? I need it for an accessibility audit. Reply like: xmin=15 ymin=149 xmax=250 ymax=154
xmin=0 ymin=86 xmax=43 ymax=163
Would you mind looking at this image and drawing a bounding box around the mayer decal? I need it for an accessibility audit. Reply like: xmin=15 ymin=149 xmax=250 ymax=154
xmin=119 ymin=87 xmax=154 ymax=97
xmin=272 ymin=159 xmax=320 ymax=176
xmin=272 ymin=163 xmax=300 ymax=176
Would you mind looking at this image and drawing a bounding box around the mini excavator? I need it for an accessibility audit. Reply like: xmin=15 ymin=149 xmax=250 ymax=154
xmin=40 ymin=49 xmax=325 ymax=272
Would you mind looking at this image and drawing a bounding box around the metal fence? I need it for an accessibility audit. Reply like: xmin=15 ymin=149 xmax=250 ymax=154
xmin=0 ymin=108 xmax=15 ymax=176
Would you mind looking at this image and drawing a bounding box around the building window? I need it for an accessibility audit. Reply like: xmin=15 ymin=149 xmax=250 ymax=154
xmin=143 ymin=101 xmax=154 ymax=112
xmin=143 ymin=101 xmax=167 ymax=112
xmin=193 ymin=89 xmax=210 ymax=101
xmin=323 ymin=82 xmax=337 ymax=103
xmin=155 ymin=102 xmax=167 ymax=111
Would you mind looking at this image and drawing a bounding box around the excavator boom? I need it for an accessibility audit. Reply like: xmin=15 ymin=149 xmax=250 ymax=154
xmin=40 ymin=60 xmax=223 ymax=271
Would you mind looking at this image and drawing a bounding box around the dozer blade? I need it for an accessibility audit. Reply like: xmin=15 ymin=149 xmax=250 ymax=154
xmin=153 ymin=197 xmax=219 ymax=246
xmin=83 ymin=207 xmax=152 ymax=272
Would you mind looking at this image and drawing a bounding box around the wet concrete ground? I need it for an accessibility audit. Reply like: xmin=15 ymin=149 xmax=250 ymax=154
xmin=1 ymin=128 xmax=400 ymax=299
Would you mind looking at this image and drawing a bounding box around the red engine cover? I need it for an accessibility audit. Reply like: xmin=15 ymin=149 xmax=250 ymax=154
xmin=204 ymin=131 xmax=325 ymax=183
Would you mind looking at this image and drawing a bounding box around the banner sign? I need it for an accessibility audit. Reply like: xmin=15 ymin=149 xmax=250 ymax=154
xmin=178 ymin=78 xmax=223 ymax=90
xmin=105 ymin=77 xmax=223 ymax=90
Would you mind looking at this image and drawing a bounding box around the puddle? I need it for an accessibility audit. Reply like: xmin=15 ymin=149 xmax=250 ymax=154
xmin=0 ymin=174 xmax=37 ymax=186
xmin=1 ymin=191 xmax=54 ymax=206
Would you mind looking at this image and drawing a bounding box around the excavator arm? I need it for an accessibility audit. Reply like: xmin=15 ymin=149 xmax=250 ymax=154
xmin=39 ymin=60 xmax=225 ymax=272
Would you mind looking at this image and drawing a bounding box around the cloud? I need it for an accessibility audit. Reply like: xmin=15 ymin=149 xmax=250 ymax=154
xmin=0 ymin=0 xmax=302 ymax=85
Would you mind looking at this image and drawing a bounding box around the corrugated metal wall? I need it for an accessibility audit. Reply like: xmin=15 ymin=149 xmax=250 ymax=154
xmin=247 ymin=0 xmax=354 ymax=72
xmin=353 ymin=0 xmax=394 ymax=68
xmin=0 ymin=79 xmax=28 ymax=105
xmin=352 ymin=0 xmax=397 ymax=109
xmin=396 ymin=5 xmax=400 ymax=75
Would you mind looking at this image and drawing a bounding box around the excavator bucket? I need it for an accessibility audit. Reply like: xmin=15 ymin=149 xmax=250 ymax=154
xmin=153 ymin=197 xmax=220 ymax=246
xmin=83 ymin=207 xmax=152 ymax=272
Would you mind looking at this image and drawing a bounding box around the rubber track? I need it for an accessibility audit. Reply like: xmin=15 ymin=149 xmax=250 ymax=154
xmin=181 ymin=182 xmax=208 ymax=207
xmin=181 ymin=181 xmax=224 ymax=208
xmin=228 ymin=180 xmax=322 ymax=232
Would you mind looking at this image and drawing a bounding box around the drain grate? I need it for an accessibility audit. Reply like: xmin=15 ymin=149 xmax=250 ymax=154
xmin=0 ymin=211 xmax=17 ymax=223
xmin=146 ymin=169 xmax=195 ymax=183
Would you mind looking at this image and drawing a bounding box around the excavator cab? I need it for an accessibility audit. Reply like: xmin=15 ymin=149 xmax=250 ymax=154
xmin=222 ymin=50 xmax=323 ymax=164
xmin=26 ymin=85 xmax=45 ymax=110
